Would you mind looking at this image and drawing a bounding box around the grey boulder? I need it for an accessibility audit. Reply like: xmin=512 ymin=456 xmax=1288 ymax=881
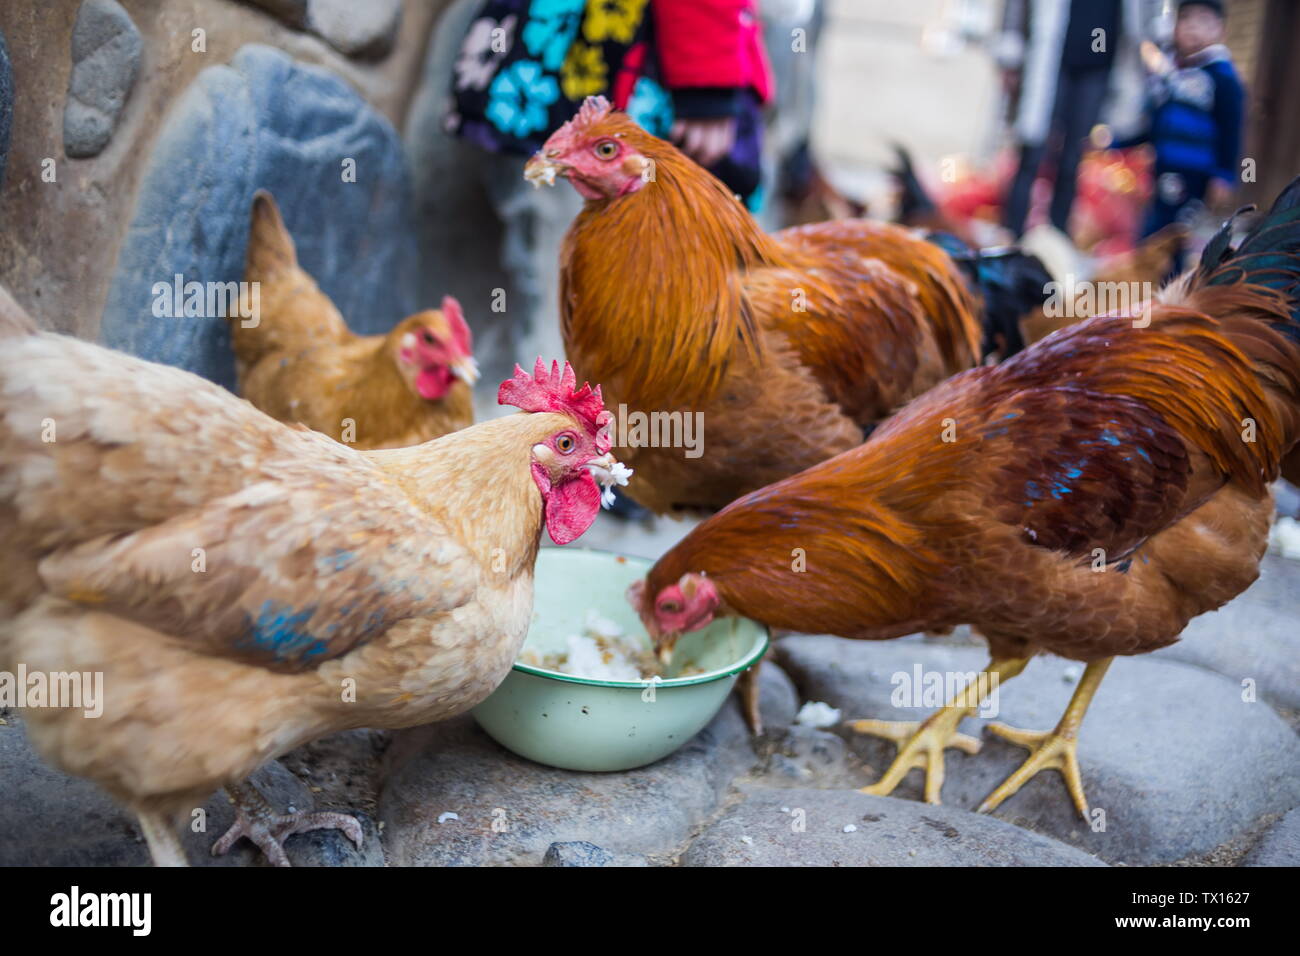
xmin=63 ymin=0 xmax=142 ymax=158
xmin=776 ymin=635 xmax=1300 ymax=865
xmin=1152 ymin=555 xmax=1300 ymax=711
xmin=682 ymin=787 xmax=1107 ymax=866
xmin=0 ymin=712 xmax=378 ymax=866
xmin=1244 ymin=808 xmax=1300 ymax=867
xmin=241 ymin=0 xmax=402 ymax=59
xmin=99 ymin=44 xmax=419 ymax=389
xmin=378 ymin=662 xmax=796 ymax=866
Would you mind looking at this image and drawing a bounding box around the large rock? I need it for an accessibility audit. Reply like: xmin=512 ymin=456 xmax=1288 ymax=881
xmin=63 ymin=0 xmax=142 ymax=158
xmin=1152 ymin=555 xmax=1300 ymax=712
xmin=0 ymin=30 xmax=12 ymax=187
xmin=0 ymin=712 xmax=380 ymax=866
xmin=541 ymin=840 xmax=618 ymax=867
xmin=682 ymin=788 xmax=1107 ymax=866
xmin=241 ymin=0 xmax=403 ymax=60
xmin=100 ymin=44 xmax=419 ymax=389
xmin=755 ymin=724 xmax=865 ymax=790
xmin=308 ymin=0 xmax=403 ymax=60
xmin=752 ymin=657 xmax=800 ymax=730
xmin=1275 ymin=481 xmax=1300 ymax=518
xmin=775 ymin=636 xmax=1300 ymax=865
xmin=378 ymin=663 xmax=797 ymax=866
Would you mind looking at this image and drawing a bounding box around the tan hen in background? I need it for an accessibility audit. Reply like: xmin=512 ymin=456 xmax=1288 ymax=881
xmin=234 ymin=191 xmax=477 ymax=449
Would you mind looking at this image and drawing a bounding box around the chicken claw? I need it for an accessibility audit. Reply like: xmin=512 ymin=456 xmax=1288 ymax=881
xmin=977 ymin=725 xmax=1087 ymax=817
xmin=977 ymin=657 xmax=1113 ymax=819
xmin=851 ymin=716 xmax=983 ymax=804
xmin=213 ymin=783 xmax=363 ymax=867
xmin=849 ymin=655 xmax=1030 ymax=804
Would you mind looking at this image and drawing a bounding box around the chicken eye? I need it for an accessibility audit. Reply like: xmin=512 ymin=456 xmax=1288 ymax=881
xmin=421 ymin=331 xmax=436 ymax=345
xmin=658 ymin=600 xmax=680 ymax=614
xmin=594 ymin=141 xmax=618 ymax=160
xmin=555 ymin=434 xmax=576 ymax=454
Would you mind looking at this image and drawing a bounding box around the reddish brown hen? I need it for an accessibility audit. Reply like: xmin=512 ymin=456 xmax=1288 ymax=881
xmin=526 ymin=97 xmax=1046 ymax=515
xmin=631 ymin=179 xmax=1300 ymax=815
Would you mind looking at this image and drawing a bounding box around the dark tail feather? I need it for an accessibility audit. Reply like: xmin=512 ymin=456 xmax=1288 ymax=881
xmin=924 ymin=232 xmax=1052 ymax=360
xmin=1186 ymin=177 xmax=1300 ymax=459
xmin=890 ymin=144 xmax=937 ymax=223
xmin=1197 ymin=176 xmax=1300 ymax=339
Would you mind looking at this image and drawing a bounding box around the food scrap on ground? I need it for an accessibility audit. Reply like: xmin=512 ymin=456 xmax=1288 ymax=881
xmin=794 ymin=701 xmax=843 ymax=728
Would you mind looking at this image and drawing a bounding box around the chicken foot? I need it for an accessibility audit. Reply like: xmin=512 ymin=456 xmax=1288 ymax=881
xmin=849 ymin=656 xmax=1031 ymax=804
xmin=212 ymin=782 xmax=363 ymax=867
xmin=978 ymin=657 xmax=1112 ymax=818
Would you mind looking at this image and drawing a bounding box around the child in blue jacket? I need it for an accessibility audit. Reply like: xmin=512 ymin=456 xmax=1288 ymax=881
xmin=1126 ymin=0 xmax=1245 ymax=257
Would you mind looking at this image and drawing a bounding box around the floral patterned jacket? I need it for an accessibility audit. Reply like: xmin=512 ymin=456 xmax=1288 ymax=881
xmin=446 ymin=0 xmax=774 ymax=159
xmin=447 ymin=0 xmax=672 ymax=156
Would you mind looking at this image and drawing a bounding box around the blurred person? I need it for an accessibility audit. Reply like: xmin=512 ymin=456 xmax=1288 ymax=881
xmin=447 ymin=0 xmax=773 ymax=202
xmin=1120 ymin=0 xmax=1244 ymax=270
xmin=996 ymin=0 xmax=1160 ymax=238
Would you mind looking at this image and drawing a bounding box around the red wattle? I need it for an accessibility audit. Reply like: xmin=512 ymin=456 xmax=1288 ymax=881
xmin=544 ymin=471 xmax=601 ymax=545
xmin=416 ymin=366 xmax=453 ymax=399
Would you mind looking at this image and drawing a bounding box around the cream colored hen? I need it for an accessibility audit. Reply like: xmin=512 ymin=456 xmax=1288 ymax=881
xmin=0 ymin=289 xmax=627 ymax=865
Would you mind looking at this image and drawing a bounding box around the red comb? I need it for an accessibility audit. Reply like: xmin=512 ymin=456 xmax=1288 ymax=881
xmin=440 ymin=295 xmax=471 ymax=352
xmin=499 ymin=358 xmax=610 ymax=450
xmin=574 ymin=95 xmax=612 ymax=128
xmin=545 ymin=95 xmax=615 ymax=149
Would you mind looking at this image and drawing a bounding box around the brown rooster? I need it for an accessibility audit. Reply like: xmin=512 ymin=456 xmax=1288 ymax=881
xmin=0 ymin=284 xmax=627 ymax=866
xmin=630 ymin=180 xmax=1300 ymax=816
xmin=525 ymin=97 xmax=1046 ymax=515
xmin=234 ymin=191 xmax=477 ymax=449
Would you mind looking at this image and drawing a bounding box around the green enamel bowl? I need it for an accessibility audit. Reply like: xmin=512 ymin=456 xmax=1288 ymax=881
xmin=472 ymin=548 xmax=768 ymax=772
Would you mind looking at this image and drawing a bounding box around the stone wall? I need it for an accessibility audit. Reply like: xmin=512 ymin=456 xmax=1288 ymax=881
xmin=0 ymin=0 xmax=523 ymax=390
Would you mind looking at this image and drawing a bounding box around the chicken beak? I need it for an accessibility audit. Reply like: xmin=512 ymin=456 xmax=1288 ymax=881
xmin=450 ymin=354 xmax=480 ymax=386
xmin=524 ymin=152 xmax=565 ymax=189
xmin=584 ymin=453 xmax=633 ymax=509
xmin=656 ymin=640 xmax=677 ymax=667
xmin=645 ymin=617 xmax=678 ymax=667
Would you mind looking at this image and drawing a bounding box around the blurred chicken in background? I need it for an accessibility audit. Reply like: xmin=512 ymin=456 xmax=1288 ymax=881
xmin=234 ymin=191 xmax=477 ymax=449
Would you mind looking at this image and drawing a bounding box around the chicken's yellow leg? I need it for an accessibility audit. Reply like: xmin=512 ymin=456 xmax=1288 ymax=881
xmin=978 ymin=657 xmax=1113 ymax=818
xmin=849 ymin=656 xmax=1030 ymax=805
